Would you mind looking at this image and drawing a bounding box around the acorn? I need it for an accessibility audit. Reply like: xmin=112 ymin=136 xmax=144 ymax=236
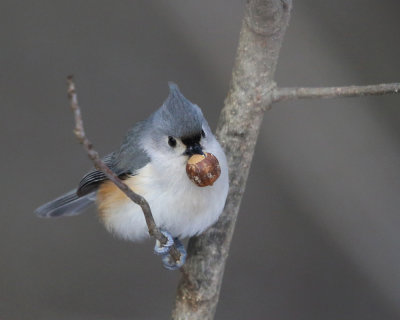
xmin=186 ymin=152 xmax=221 ymax=187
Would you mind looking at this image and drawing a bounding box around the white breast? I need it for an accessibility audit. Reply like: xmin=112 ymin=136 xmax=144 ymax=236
xmin=97 ymin=143 xmax=229 ymax=242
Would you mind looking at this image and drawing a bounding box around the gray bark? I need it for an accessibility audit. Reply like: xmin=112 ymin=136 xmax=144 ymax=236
xmin=172 ymin=1 xmax=293 ymax=319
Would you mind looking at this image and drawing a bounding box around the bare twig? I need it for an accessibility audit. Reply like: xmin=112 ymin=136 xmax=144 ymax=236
xmin=66 ymin=75 xmax=182 ymax=265
xmin=272 ymin=83 xmax=400 ymax=103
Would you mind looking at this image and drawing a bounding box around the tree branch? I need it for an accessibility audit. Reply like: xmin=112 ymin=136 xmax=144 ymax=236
xmin=172 ymin=1 xmax=293 ymax=319
xmin=66 ymin=75 xmax=183 ymax=265
xmin=272 ymin=83 xmax=400 ymax=102
xmin=65 ymin=3 xmax=400 ymax=319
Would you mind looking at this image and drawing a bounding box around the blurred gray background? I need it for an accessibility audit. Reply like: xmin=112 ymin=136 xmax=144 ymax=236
xmin=1 ymin=1 xmax=400 ymax=319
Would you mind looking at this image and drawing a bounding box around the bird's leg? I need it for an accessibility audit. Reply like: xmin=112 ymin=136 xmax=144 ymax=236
xmin=161 ymin=237 xmax=187 ymax=270
xmin=153 ymin=230 xmax=174 ymax=255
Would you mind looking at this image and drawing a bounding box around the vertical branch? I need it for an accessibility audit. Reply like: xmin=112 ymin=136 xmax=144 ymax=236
xmin=172 ymin=1 xmax=293 ymax=319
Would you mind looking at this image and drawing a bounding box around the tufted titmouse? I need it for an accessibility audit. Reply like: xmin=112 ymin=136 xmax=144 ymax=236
xmin=35 ymin=83 xmax=229 ymax=269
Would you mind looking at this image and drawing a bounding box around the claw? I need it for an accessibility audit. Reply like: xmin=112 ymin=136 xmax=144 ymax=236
xmin=153 ymin=230 xmax=174 ymax=255
xmin=161 ymin=238 xmax=187 ymax=270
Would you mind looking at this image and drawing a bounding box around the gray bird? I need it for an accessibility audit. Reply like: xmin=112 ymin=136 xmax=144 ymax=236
xmin=35 ymin=83 xmax=229 ymax=269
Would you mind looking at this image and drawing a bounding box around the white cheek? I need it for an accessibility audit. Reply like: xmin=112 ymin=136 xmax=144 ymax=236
xmin=174 ymin=142 xmax=186 ymax=156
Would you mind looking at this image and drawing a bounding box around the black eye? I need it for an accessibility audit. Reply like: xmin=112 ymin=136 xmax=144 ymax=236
xmin=168 ymin=136 xmax=177 ymax=147
xmin=201 ymin=129 xmax=206 ymax=138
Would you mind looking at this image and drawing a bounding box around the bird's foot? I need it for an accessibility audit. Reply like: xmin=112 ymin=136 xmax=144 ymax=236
xmin=153 ymin=230 xmax=174 ymax=255
xmin=161 ymin=237 xmax=187 ymax=270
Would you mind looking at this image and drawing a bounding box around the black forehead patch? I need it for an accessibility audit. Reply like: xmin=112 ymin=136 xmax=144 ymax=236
xmin=153 ymin=82 xmax=203 ymax=138
xmin=181 ymin=133 xmax=201 ymax=146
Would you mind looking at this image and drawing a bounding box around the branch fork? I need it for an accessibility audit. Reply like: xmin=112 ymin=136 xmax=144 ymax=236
xmin=65 ymin=1 xmax=400 ymax=318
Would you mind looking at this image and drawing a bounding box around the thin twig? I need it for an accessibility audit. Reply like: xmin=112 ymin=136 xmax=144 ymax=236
xmin=66 ymin=75 xmax=183 ymax=265
xmin=272 ymin=83 xmax=400 ymax=102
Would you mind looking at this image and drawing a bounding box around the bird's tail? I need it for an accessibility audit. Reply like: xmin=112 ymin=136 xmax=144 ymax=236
xmin=34 ymin=189 xmax=96 ymax=218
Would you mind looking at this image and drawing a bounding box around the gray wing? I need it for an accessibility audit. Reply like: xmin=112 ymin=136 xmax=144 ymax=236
xmin=35 ymin=121 xmax=151 ymax=217
xmin=77 ymin=121 xmax=151 ymax=197
xmin=77 ymin=153 xmax=118 ymax=196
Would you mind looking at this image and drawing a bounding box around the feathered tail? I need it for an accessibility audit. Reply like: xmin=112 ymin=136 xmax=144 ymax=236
xmin=34 ymin=189 xmax=96 ymax=218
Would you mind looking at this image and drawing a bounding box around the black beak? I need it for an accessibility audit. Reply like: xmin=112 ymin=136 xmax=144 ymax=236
xmin=185 ymin=143 xmax=204 ymax=156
